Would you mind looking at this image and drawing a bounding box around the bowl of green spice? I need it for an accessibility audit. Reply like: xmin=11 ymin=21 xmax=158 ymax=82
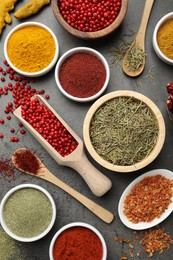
xmin=0 ymin=184 xmax=56 ymax=242
xmin=83 ymin=90 xmax=166 ymax=172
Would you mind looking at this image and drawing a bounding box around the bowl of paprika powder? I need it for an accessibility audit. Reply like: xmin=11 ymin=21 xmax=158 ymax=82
xmin=49 ymin=222 xmax=107 ymax=260
xmin=55 ymin=47 xmax=110 ymax=102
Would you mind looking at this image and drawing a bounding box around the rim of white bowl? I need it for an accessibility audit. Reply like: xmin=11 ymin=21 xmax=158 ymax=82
xmin=153 ymin=12 xmax=173 ymax=65
xmin=55 ymin=47 xmax=110 ymax=102
xmin=4 ymin=22 xmax=59 ymax=77
xmin=0 ymin=184 xmax=56 ymax=242
xmin=49 ymin=222 xmax=107 ymax=260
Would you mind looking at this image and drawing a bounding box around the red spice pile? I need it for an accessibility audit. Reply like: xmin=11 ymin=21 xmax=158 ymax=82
xmin=59 ymin=0 xmax=122 ymax=32
xmin=13 ymin=150 xmax=40 ymax=174
xmin=114 ymin=227 xmax=173 ymax=259
xmin=0 ymin=60 xmax=50 ymax=142
xmin=53 ymin=226 xmax=103 ymax=260
xmin=21 ymin=98 xmax=78 ymax=157
xmin=59 ymin=52 xmax=106 ymax=98
xmin=123 ymin=174 xmax=173 ymax=223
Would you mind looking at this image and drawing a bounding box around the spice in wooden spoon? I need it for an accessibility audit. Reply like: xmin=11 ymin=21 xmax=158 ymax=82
xmin=12 ymin=148 xmax=114 ymax=224
xmin=122 ymin=0 xmax=155 ymax=77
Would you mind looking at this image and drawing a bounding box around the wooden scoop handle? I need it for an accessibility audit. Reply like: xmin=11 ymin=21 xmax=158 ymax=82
xmin=40 ymin=167 xmax=114 ymax=224
xmin=70 ymin=150 xmax=112 ymax=197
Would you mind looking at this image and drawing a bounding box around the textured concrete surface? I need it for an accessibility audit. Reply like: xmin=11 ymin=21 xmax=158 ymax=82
xmin=0 ymin=1 xmax=173 ymax=259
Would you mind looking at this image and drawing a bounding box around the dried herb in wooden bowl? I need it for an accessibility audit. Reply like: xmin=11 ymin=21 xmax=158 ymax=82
xmin=89 ymin=96 xmax=159 ymax=166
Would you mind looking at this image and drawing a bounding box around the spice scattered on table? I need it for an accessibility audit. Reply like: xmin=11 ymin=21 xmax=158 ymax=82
xmin=53 ymin=226 xmax=103 ymax=260
xmin=125 ymin=44 xmax=145 ymax=72
xmin=89 ymin=96 xmax=159 ymax=166
xmin=14 ymin=0 xmax=50 ymax=20
xmin=3 ymin=187 xmax=53 ymax=238
xmin=0 ymin=158 xmax=16 ymax=182
xmin=0 ymin=60 xmax=50 ymax=141
xmin=59 ymin=52 xmax=106 ymax=98
xmin=114 ymin=227 xmax=173 ymax=258
xmin=59 ymin=0 xmax=122 ymax=32
xmin=7 ymin=25 xmax=56 ymax=73
xmin=123 ymin=174 xmax=173 ymax=223
xmin=12 ymin=149 xmax=40 ymax=174
xmin=157 ymin=18 xmax=173 ymax=60
xmin=21 ymin=98 xmax=78 ymax=157
xmin=0 ymin=228 xmax=23 ymax=260
xmin=109 ymin=30 xmax=136 ymax=67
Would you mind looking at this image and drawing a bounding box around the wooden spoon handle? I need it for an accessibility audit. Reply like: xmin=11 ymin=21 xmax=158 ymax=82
xmin=40 ymin=168 xmax=114 ymax=224
xmin=136 ymin=0 xmax=155 ymax=44
xmin=71 ymin=151 xmax=112 ymax=197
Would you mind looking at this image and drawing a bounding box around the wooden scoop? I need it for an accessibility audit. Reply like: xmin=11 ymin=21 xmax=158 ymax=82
xmin=13 ymin=95 xmax=112 ymax=197
xmin=122 ymin=0 xmax=155 ymax=77
xmin=12 ymin=148 xmax=114 ymax=224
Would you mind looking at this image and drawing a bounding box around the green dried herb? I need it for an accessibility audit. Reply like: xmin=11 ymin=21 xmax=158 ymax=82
xmin=4 ymin=188 xmax=53 ymax=238
xmin=89 ymin=97 xmax=159 ymax=166
xmin=109 ymin=30 xmax=135 ymax=67
xmin=126 ymin=44 xmax=146 ymax=72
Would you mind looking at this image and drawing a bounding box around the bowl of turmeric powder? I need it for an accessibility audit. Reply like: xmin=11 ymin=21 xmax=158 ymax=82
xmin=4 ymin=22 xmax=59 ymax=77
xmin=153 ymin=12 xmax=173 ymax=65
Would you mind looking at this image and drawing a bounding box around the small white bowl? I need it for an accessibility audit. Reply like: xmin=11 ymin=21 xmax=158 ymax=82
xmin=55 ymin=47 xmax=110 ymax=102
xmin=118 ymin=169 xmax=173 ymax=230
xmin=49 ymin=222 xmax=107 ymax=260
xmin=4 ymin=22 xmax=59 ymax=77
xmin=0 ymin=184 xmax=56 ymax=242
xmin=153 ymin=12 xmax=173 ymax=65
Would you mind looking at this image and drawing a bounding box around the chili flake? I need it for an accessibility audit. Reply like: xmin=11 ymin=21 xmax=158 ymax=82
xmin=123 ymin=174 xmax=173 ymax=223
xmin=140 ymin=228 xmax=173 ymax=257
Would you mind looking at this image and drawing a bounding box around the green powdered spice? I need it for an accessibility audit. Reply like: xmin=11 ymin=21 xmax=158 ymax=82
xmin=4 ymin=188 xmax=53 ymax=238
xmin=0 ymin=228 xmax=23 ymax=260
xmin=89 ymin=97 xmax=159 ymax=166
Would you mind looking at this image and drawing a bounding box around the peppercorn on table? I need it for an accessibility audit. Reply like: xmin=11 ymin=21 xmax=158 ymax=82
xmin=0 ymin=0 xmax=173 ymax=259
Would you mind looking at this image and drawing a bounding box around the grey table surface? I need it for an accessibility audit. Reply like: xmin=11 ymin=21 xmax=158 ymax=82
xmin=0 ymin=0 xmax=173 ymax=259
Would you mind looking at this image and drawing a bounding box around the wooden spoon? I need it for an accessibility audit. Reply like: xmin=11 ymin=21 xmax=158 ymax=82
xmin=12 ymin=148 xmax=114 ymax=224
xmin=13 ymin=95 xmax=112 ymax=197
xmin=122 ymin=0 xmax=155 ymax=77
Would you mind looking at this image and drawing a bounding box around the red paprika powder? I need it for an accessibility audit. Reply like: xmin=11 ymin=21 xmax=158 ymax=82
xmin=53 ymin=226 xmax=103 ymax=260
xmin=59 ymin=52 xmax=106 ymax=98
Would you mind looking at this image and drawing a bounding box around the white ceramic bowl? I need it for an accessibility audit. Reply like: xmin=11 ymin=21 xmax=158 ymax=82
xmin=153 ymin=12 xmax=173 ymax=65
xmin=0 ymin=184 xmax=56 ymax=242
xmin=4 ymin=22 xmax=59 ymax=77
xmin=55 ymin=47 xmax=110 ymax=102
xmin=49 ymin=222 xmax=107 ymax=260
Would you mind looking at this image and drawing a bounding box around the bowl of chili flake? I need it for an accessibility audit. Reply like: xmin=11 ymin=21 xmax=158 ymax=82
xmin=51 ymin=0 xmax=128 ymax=39
xmin=55 ymin=47 xmax=110 ymax=102
xmin=118 ymin=169 xmax=173 ymax=230
xmin=83 ymin=90 xmax=166 ymax=172
xmin=49 ymin=222 xmax=107 ymax=260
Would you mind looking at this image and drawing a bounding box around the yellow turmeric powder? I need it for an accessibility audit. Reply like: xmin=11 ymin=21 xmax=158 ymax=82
xmin=157 ymin=18 xmax=173 ymax=60
xmin=7 ymin=26 xmax=56 ymax=73
xmin=14 ymin=0 xmax=50 ymax=20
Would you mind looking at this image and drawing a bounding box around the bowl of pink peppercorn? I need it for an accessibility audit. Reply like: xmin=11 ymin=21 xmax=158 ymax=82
xmin=51 ymin=0 xmax=128 ymax=39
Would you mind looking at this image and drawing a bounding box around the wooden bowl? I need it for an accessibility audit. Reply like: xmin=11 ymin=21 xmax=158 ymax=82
xmin=51 ymin=0 xmax=128 ymax=39
xmin=83 ymin=91 xmax=166 ymax=172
